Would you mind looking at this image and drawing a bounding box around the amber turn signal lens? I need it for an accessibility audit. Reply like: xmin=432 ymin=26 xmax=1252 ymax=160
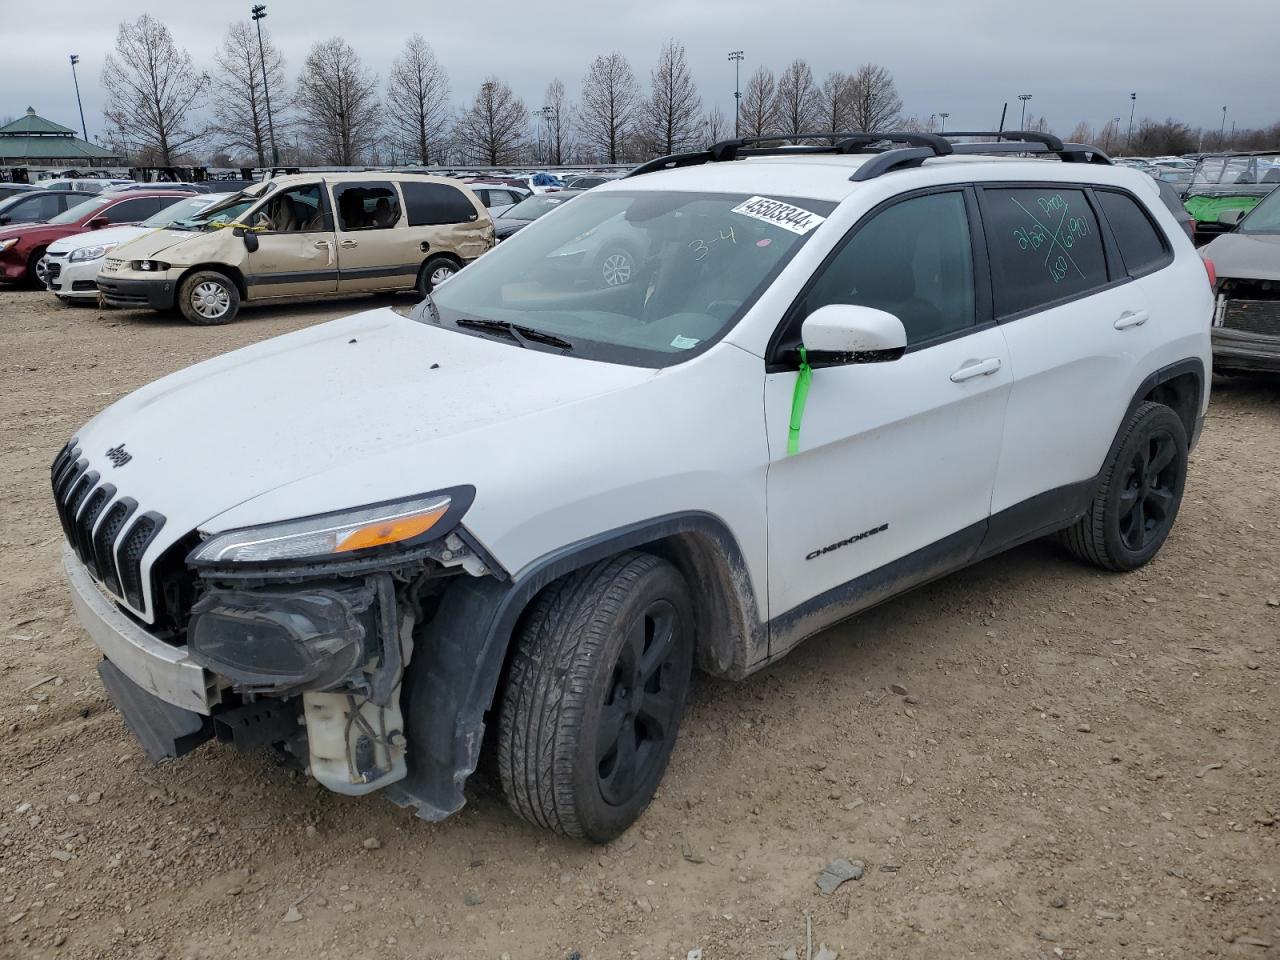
xmin=334 ymin=505 xmax=449 ymax=553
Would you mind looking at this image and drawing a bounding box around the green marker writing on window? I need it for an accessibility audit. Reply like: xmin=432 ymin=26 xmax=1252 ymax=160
xmin=787 ymin=346 xmax=813 ymax=456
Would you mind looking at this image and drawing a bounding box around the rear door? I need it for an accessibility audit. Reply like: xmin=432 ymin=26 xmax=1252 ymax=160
xmin=241 ymin=182 xmax=338 ymax=300
xmin=400 ymin=180 xmax=490 ymax=263
xmin=331 ymin=180 xmax=415 ymax=292
xmin=979 ymin=184 xmax=1159 ymax=521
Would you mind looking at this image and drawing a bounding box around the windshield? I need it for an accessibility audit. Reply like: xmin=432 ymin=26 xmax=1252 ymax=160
xmin=140 ymin=193 xmax=229 ymax=228
xmin=425 ymin=189 xmax=835 ymax=366
xmin=504 ymin=194 xmax=575 ymax=221
xmin=47 ymin=194 xmax=114 ymax=225
xmin=1239 ymin=187 xmax=1280 ymax=234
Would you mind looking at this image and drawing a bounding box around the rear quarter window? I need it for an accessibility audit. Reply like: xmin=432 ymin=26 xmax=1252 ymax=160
xmin=983 ymin=187 xmax=1109 ymax=317
xmin=401 ymin=182 xmax=481 ymax=226
xmin=1095 ymin=190 xmax=1171 ymax=276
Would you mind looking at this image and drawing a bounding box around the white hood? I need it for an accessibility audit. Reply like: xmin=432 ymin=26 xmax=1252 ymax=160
xmin=46 ymin=224 xmax=149 ymax=255
xmin=71 ymin=307 xmax=654 ymax=570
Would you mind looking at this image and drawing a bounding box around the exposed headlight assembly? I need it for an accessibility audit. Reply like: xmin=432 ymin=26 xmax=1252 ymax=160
xmin=189 ymin=491 xmax=469 ymax=566
xmin=70 ymin=242 xmax=117 ymax=262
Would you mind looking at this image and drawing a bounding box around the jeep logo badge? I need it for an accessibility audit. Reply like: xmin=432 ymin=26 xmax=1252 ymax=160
xmin=105 ymin=444 xmax=132 ymax=468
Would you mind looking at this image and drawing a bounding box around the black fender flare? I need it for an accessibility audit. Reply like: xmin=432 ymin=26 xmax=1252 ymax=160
xmin=384 ymin=511 xmax=764 ymax=821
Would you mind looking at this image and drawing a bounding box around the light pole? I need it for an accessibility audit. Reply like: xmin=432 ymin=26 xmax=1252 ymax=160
xmin=250 ymin=5 xmax=280 ymax=167
xmin=939 ymin=112 xmax=950 ymax=133
xmin=728 ymin=51 xmax=744 ymax=137
xmin=1126 ymin=92 xmax=1136 ymax=151
xmin=1219 ymin=105 xmax=1228 ymax=148
xmin=69 ymin=55 xmax=88 ymax=142
xmin=539 ymin=105 xmax=554 ymax=164
xmin=1017 ymin=93 xmax=1032 ymax=130
xmin=1104 ymin=116 xmax=1120 ymax=151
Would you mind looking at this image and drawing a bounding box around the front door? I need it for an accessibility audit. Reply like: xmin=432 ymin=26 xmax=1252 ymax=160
xmin=331 ymin=181 xmax=416 ymax=293
xmin=242 ymin=182 xmax=337 ymax=300
xmin=764 ymin=189 xmax=1011 ymax=654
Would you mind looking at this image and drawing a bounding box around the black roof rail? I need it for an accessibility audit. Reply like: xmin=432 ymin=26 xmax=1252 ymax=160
xmin=626 ymin=128 xmax=1110 ymax=182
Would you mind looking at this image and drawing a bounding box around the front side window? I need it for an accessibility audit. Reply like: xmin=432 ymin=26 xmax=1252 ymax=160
xmin=250 ymin=184 xmax=326 ymax=233
xmin=334 ymin=182 xmax=402 ymax=231
xmin=983 ymin=187 xmax=1109 ymax=317
xmin=401 ymin=181 xmax=479 ymax=225
xmin=424 ymin=190 xmax=834 ymax=365
xmin=801 ymin=191 xmax=976 ymax=346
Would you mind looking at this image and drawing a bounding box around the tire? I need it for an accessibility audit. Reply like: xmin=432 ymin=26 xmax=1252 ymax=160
xmin=497 ymin=552 xmax=695 ymax=842
xmin=27 ymin=249 xmax=47 ymax=288
xmin=594 ymin=246 xmax=636 ymax=288
xmin=1060 ymin=401 xmax=1188 ymax=571
xmin=178 ymin=270 xmax=240 ymax=325
xmin=416 ymin=256 xmax=459 ymax=297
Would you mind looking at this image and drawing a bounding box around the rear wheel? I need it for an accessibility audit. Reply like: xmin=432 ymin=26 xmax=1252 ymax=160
xmin=497 ymin=552 xmax=695 ymax=842
xmin=1061 ymin=401 xmax=1188 ymax=571
xmin=178 ymin=270 xmax=240 ymax=325
xmin=416 ymin=256 xmax=459 ymax=297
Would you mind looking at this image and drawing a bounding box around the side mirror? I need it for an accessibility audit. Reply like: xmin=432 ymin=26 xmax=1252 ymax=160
xmin=800 ymin=304 xmax=907 ymax=367
xmin=88 ymin=216 xmax=110 ymax=230
xmin=233 ymin=227 xmax=259 ymax=252
xmin=1215 ymin=208 xmax=1245 ymax=229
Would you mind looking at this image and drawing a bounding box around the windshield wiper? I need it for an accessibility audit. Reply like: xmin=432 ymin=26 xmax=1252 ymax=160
xmin=454 ymin=317 xmax=573 ymax=351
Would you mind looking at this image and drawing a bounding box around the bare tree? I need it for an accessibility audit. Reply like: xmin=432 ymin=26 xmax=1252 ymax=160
xmin=642 ymin=39 xmax=701 ymax=155
xmin=295 ymin=38 xmax=381 ymax=165
xmin=543 ymin=78 xmax=573 ymax=165
xmin=1067 ymin=121 xmax=1094 ymax=143
xmin=385 ymin=34 xmax=451 ymax=164
xmin=454 ymin=78 xmax=527 ymax=164
xmin=846 ymin=63 xmax=902 ymax=133
xmin=740 ymin=66 xmax=777 ymax=137
xmin=702 ymin=105 xmax=729 ymax=145
xmin=101 ymin=15 xmax=209 ymax=164
xmin=211 ymin=21 xmax=286 ymax=167
xmin=817 ymin=71 xmax=853 ymax=135
xmin=773 ymin=59 xmax=819 ymax=138
xmin=579 ymin=52 xmax=639 ymax=163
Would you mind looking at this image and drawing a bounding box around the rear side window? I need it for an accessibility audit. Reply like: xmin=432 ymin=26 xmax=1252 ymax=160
xmin=334 ymin=182 xmax=402 ymax=231
xmin=1096 ymin=190 xmax=1170 ymax=276
xmin=401 ymin=182 xmax=480 ymax=226
xmin=983 ymin=187 xmax=1108 ymax=317
xmin=103 ymin=196 xmax=163 ymax=223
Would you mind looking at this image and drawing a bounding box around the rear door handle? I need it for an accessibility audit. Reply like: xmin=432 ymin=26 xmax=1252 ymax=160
xmin=1114 ymin=310 xmax=1149 ymax=330
xmin=950 ymin=357 xmax=1002 ymax=382
xmin=339 ymin=239 xmax=358 ymax=249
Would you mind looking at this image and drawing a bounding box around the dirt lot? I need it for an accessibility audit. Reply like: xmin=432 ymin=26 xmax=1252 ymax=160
xmin=1 ymin=289 xmax=1277 ymax=960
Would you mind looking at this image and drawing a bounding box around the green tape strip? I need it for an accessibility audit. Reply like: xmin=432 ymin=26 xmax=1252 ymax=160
xmin=787 ymin=346 xmax=812 ymax=456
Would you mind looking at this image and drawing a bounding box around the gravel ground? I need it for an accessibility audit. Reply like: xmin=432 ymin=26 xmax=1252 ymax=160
xmin=1 ymin=289 xmax=1277 ymax=960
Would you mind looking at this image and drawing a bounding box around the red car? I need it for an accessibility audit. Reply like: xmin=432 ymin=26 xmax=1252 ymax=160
xmin=0 ymin=190 xmax=193 ymax=286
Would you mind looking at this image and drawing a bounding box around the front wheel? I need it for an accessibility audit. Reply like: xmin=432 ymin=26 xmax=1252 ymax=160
xmin=1061 ymin=401 xmax=1188 ymax=571
xmin=178 ymin=270 xmax=240 ymax=325
xmin=497 ymin=552 xmax=695 ymax=842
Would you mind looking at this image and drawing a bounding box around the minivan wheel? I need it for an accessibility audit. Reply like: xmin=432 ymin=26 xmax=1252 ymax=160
xmin=497 ymin=552 xmax=695 ymax=842
xmin=178 ymin=271 xmax=240 ymax=325
xmin=416 ymin=256 xmax=458 ymax=297
xmin=1061 ymin=401 xmax=1188 ymax=571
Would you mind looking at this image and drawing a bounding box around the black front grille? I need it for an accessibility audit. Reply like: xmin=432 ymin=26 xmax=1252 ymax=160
xmin=1222 ymin=299 xmax=1280 ymax=338
xmin=47 ymin=261 xmax=62 ymax=280
xmin=51 ymin=440 xmax=166 ymax=616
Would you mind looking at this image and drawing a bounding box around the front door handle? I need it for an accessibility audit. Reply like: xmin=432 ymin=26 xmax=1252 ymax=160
xmin=950 ymin=357 xmax=1002 ymax=383
xmin=339 ymin=239 xmax=358 ymax=249
xmin=1114 ymin=310 xmax=1149 ymax=330
xmin=313 ymin=240 xmax=329 ymax=249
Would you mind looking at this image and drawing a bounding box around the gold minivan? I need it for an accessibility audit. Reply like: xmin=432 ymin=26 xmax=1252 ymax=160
xmin=98 ymin=172 xmax=494 ymax=324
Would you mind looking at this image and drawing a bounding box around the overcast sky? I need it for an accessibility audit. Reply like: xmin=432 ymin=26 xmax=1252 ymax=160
xmin=2 ymin=0 xmax=1276 ymax=145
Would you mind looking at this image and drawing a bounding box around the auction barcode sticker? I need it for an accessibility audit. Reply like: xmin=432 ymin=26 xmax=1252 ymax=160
xmin=730 ymin=196 xmax=826 ymax=235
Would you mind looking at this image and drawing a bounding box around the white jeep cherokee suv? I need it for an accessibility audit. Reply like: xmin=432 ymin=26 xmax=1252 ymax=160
xmin=54 ymin=132 xmax=1212 ymax=842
